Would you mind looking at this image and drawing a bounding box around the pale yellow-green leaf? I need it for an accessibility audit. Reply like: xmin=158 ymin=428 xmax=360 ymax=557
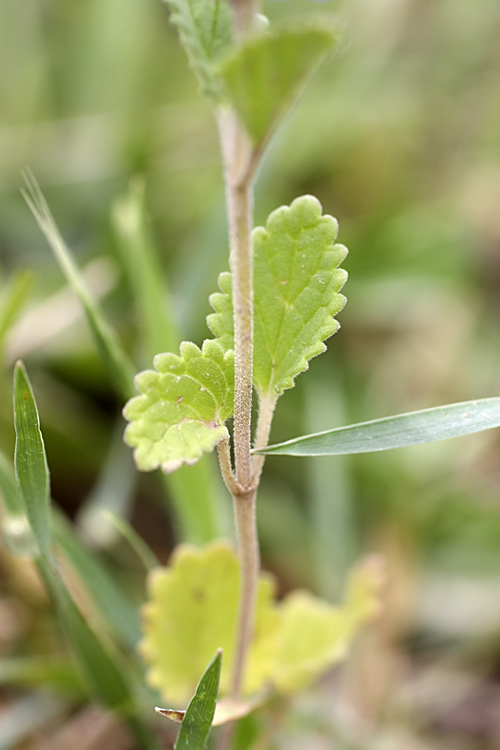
xmin=140 ymin=543 xmax=381 ymax=705
xmin=140 ymin=542 xmax=277 ymax=705
xmin=123 ymin=340 xmax=234 ymax=473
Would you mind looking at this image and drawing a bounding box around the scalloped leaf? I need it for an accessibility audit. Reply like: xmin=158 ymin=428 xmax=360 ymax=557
xmin=164 ymin=0 xmax=233 ymax=100
xmin=208 ymin=195 xmax=347 ymax=397
xmin=140 ymin=542 xmax=380 ymax=705
xmin=218 ymin=24 xmax=338 ymax=144
xmin=140 ymin=542 xmax=277 ymax=705
xmin=123 ymin=340 xmax=234 ymax=473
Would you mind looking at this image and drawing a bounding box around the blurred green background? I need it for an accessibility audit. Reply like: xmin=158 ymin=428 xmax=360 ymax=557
xmin=1 ymin=0 xmax=500 ymax=747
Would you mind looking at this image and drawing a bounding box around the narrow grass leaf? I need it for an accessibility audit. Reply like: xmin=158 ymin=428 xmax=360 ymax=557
xmin=0 ymin=448 xmax=37 ymax=558
xmin=0 ymin=657 xmax=83 ymax=694
xmin=113 ymin=179 xmax=178 ymax=363
xmin=13 ymin=364 xmax=159 ymax=750
xmin=256 ymin=398 xmax=500 ymax=456
xmin=173 ymin=649 xmax=222 ymax=750
xmin=13 ymin=361 xmax=51 ymax=556
xmin=21 ymin=170 xmax=136 ymax=400
xmin=102 ymin=511 xmax=159 ymax=572
xmin=0 ymin=270 xmax=32 ymax=348
xmin=54 ymin=511 xmax=142 ymax=648
xmin=0 ymin=448 xmax=25 ymax=516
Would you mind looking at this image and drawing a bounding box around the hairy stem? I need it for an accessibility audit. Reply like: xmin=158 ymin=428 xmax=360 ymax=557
xmin=230 ymin=488 xmax=259 ymax=695
xmin=217 ymin=108 xmax=254 ymax=491
xmin=216 ymin=2 xmax=268 ymax=744
xmin=217 ymin=437 xmax=241 ymax=497
xmin=252 ymin=393 xmax=278 ymax=486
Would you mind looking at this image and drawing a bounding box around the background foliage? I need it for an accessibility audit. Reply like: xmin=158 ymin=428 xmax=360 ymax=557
xmin=1 ymin=0 xmax=500 ymax=747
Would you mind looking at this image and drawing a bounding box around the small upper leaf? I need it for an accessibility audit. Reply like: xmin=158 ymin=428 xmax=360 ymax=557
xmin=123 ymin=340 xmax=234 ymax=473
xmin=219 ymin=23 xmax=338 ymax=144
xmin=208 ymin=195 xmax=347 ymax=397
xmin=140 ymin=542 xmax=380 ymax=705
xmin=164 ymin=0 xmax=233 ymax=100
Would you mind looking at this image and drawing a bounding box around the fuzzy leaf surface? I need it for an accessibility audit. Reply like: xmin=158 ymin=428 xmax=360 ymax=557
xmin=140 ymin=543 xmax=379 ymax=705
xmin=208 ymin=196 xmax=347 ymax=397
xmin=123 ymin=340 xmax=234 ymax=473
xmin=219 ymin=24 xmax=338 ymax=144
xmin=164 ymin=0 xmax=232 ymax=99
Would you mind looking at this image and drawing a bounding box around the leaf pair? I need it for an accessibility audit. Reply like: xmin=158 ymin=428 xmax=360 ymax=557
xmin=124 ymin=196 xmax=348 ymax=473
xmin=140 ymin=542 xmax=381 ymax=705
xmin=164 ymin=0 xmax=339 ymax=146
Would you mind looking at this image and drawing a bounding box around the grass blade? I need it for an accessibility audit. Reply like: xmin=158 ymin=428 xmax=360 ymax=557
xmin=0 ymin=657 xmax=83 ymax=694
xmin=0 ymin=270 xmax=32 ymax=348
xmin=13 ymin=361 xmax=51 ymax=556
xmin=112 ymin=178 xmax=178 ymax=364
xmin=13 ymin=361 xmax=160 ymax=750
xmin=257 ymin=398 xmax=500 ymax=456
xmin=0 ymin=448 xmax=25 ymax=516
xmin=173 ymin=649 xmax=222 ymax=750
xmin=21 ymin=169 xmax=136 ymax=400
xmin=54 ymin=511 xmax=142 ymax=648
xmin=102 ymin=511 xmax=159 ymax=572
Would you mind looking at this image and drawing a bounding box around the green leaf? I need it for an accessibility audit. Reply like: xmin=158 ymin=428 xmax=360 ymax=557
xmin=0 ymin=656 xmax=83 ymax=694
xmin=112 ymin=179 xmax=178 ymax=364
xmin=251 ymin=558 xmax=382 ymax=694
xmin=113 ymin=180 xmax=228 ymax=544
xmin=54 ymin=511 xmax=142 ymax=649
xmin=124 ymin=340 xmax=234 ymax=473
xmin=0 ymin=270 xmax=32 ymax=349
xmin=141 ymin=542 xmax=276 ymax=704
xmin=208 ymin=195 xmax=347 ymax=397
xmin=256 ymin=398 xmax=500 ymax=456
xmin=140 ymin=542 xmax=379 ymax=704
xmin=13 ymin=361 xmax=51 ymax=557
xmin=21 ymin=170 xmax=136 ymax=401
xmin=13 ymin=363 xmax=159 ymax=750
xmin=219 ymin=23 xmax=338 ymax=144
xmin=164 ymin=0 xmax=232 ymax=100
xmin=0 ymin=448 xmax=25 ymax=517
xmin=174 ymin=650 xmax=222 ymax=750
xmin=102 ymin=510 xmax=160 ymax=572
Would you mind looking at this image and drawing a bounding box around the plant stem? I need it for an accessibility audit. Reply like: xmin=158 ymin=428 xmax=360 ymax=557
xmin=216 ymin=3 xmax=267 ymax=745
xmin=217 ymin=108 xmax=254 ymax=492
xmin=252 ymin=393 xmax=278 ymax=486
xmin=231 ymin=488 xmax=258 ymax=695
xmin=217 ymin=105 xmax=260 ymax=713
